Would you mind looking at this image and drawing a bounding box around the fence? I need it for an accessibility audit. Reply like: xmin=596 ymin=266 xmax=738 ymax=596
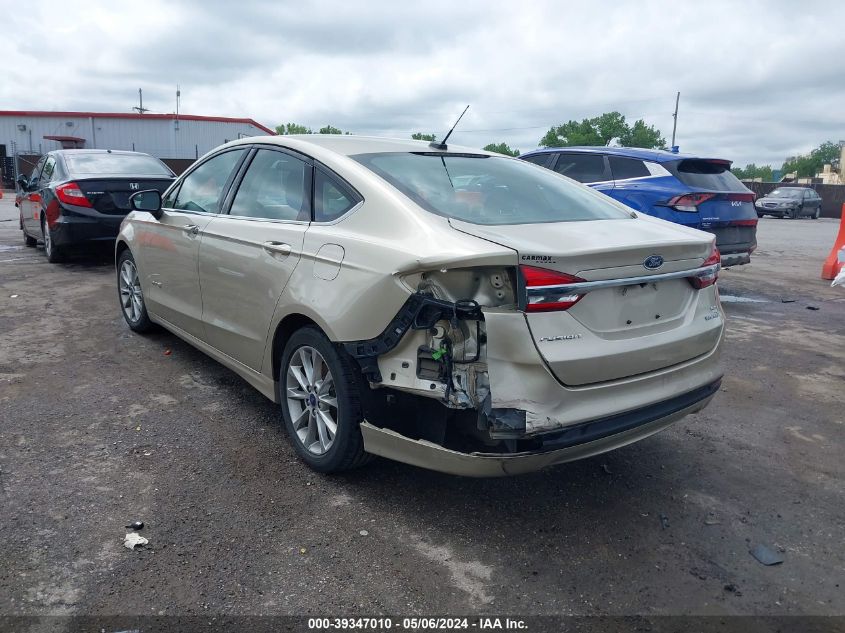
xmin=743 ymin=181 xmax=845 ymax=219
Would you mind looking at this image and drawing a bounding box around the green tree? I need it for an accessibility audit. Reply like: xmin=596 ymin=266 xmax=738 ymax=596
xmin=275 ymin=122 xmax=312 ymax=135
xmin=412 ymin=132 xmax=437 ymax=141
xmin=781 ymin=141 xmax=841 ymax=178
xmin=318 ymin=125 xmax=344 ymax=134
xmin=732 ymin=163 xmax=773 ymax=181
xmin=483 ymin=142 xmax=520 ymax=157
xmin=540 ymin=111 xmax=664 ymax=149
xmin=620 ymin=119 xmax=665 ymax=149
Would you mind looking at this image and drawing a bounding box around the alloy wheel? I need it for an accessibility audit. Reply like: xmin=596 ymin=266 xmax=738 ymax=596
xmin=43 ymin=221 xmax=52 ymax=256
xmin=119 ymin=259 xmax=144 ymax=323
xmin=285 ymin=346 xmax=339 ymax=455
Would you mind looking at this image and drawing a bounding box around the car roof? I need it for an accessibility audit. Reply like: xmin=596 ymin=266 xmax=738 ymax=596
xmin=520 ymin=146 xmax=729 ymax=164
xmin=225 ymin=134 xmax=496 ymax=157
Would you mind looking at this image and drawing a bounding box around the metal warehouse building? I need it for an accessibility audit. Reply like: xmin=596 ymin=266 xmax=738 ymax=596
xmin=0 ymin=110 xmax=275 ymax=185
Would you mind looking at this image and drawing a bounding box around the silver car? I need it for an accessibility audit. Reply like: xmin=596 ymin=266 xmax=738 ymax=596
xmin=755 ymin=186 xmax=823 ymax=219
xmin=116 ymin=135 xmax=725 ymax=476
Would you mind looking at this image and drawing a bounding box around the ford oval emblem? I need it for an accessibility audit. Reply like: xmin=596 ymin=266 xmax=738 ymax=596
xmin=643 ymin=255 xmax=664 ymax=270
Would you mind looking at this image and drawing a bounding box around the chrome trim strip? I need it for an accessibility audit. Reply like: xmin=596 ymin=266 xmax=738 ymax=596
xmin=526 ymin=264 xmax=719 ymax=296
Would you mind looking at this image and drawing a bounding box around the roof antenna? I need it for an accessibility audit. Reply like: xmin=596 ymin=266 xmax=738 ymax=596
xmin=429 ymin=105 xmax=469 ymax=150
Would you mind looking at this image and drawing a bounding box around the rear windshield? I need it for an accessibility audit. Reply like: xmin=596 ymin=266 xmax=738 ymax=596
xmin=671 ymin=159 xmax=745 ymax=191
xmin=769 ymin=188 xmax=804 ymax=198
xmin=64 ymin=153 xmax=173 ymax=176
xmin=352 ymin=152 xmax=630 ymax=225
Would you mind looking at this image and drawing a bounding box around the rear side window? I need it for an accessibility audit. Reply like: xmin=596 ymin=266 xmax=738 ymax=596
xmin=40 ymin=157 xmax=57 ymax=184
xmin=314 ymin=168 xmax=360 ymax=222
xmin=229 ymin=149 xmax=311 ymax=221
xmin=173 ymin=149 xmax=246 ymax=213
xmin=609 ymin=156 xmax=650 ymax=180
xmin=671 ymin=159 xmax=746 ymax=192
xmin=65 ymin=153 xmax=173 ymax=176
xmin=521 ymin=153 xmax=552 ymax=167
xmin=552 ymin=154 xmax=608 ymax=183
xmin=353 ymin=152 xmax=629 ymax=225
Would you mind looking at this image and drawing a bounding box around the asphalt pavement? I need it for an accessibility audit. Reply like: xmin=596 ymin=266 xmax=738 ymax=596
xmin=1 ymin=196 xmax=843 ymax=626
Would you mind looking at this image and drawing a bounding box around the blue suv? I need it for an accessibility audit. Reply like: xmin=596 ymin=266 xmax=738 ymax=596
xmin=519 ymin=147 xmax=757 ymax=266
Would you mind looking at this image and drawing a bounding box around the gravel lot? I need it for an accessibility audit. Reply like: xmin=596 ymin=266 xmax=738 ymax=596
xmin=1 ymin=195 xmax=843 ymax=624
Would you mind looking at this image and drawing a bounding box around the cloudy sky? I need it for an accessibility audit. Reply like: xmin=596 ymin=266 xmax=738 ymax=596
xmin=4 ymin=0 xmax=843 ymax=167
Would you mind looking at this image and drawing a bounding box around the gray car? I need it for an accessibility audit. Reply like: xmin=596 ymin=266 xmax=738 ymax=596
xmin=755 ymin=187 xmax=822 ymax=219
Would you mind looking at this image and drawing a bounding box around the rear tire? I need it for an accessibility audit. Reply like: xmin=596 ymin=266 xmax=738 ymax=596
xmin=117 ymin=249 xmax=155 ymax=333
xmin=279 ymin=326 xmax=371 ymax=473
xmin=42 ymin=217 xmax=65 ymax=263
xmin=813 ymin=208 xmax=821 ymax=219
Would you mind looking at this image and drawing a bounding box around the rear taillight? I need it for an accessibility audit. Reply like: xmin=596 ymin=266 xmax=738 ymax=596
xmin=689 ymin=245 xmax=720 ymax=289
xmin=55 ymin=182 xmax=92 ymax=208
xmin=521 ymin=265 xmax=586 ymax=312
xmin=667 ymin=192 xmax=715 ymax=212
xmin=729 ymin=219 xmax=758 ymax=227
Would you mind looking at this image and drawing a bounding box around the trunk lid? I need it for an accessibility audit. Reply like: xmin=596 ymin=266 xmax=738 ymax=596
xmin=450 ymin=217 xmax=722 ymax=385
xmin=77 ymin=178 xmax=174 ymax=215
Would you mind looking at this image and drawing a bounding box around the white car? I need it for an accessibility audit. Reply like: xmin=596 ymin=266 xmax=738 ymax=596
xmin=116 ymin=135 xmax=725 ymax=476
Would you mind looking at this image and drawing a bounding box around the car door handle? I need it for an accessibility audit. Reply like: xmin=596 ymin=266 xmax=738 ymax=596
xmin=263 ymin=241 xmax=292 ymax=256
xmin=184 ymin=224 xmax=200 ymax=236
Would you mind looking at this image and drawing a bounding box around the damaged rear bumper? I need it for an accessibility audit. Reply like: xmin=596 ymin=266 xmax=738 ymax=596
xmin=360 ymin=379 xmax=720 ymax=477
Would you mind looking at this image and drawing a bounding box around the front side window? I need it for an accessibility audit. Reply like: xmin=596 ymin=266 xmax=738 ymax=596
xmin=314 ymin=168 xmax=360 ymax=222
xmin=229 ymin=149 xmax=311 ymax=221
xmin=353 ymin=152 xmax=629 ymax=225
xmin=553 ymin=154 xmax=608 ymax=183
xmin=174 ymin=149 xmax=246 ymax=213
xmin=28 ymin=156 xmax=47 ymax=187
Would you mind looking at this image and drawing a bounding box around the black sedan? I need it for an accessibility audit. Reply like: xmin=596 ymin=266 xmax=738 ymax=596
xmin=17 ymin=149 xmax=175 ymax=262
xmin=755 ymin=186 xmax=823 ymax=219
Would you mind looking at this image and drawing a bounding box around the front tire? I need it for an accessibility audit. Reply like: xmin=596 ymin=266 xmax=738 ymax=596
xmin=279 ymin=326 xmax=370 ymax=473
xmin=117 ymin=250 xmax=155 ymax=333
xmin=787 ymin=208 xmax=800 ymax=219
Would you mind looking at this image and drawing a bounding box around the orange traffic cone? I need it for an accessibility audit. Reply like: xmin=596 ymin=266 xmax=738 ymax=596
xmin=822 ymin=203 xmax=845 ymax=280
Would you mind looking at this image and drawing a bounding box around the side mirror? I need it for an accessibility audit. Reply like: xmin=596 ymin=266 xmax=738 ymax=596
xmin=16 ymin=174 xmax=29 ymax=190
xmin=129 ymin=189 xmax=163 ymax=219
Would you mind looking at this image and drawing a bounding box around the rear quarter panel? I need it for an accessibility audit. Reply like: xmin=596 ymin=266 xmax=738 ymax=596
xmin=605 ymin=176 xmax=701 ymax=228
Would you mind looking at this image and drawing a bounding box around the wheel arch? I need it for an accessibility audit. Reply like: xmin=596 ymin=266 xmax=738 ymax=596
xmin=270 ymin=313 xmax=322 ymax=383
xmin=115 ymin=239 xmax=131 ymax=262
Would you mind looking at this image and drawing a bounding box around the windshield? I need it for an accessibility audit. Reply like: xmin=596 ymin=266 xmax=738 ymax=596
xmin=769 ymin=188 xmax=804 ymax=198
xmin=352 ymin=152 xmax=630 ymax=225
xmin=65 ymin=153 xmax=174 ymax=176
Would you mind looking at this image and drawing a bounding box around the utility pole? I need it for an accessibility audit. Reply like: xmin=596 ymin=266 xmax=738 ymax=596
xmin=670 ymin=91 xmax=680 ymax=149
xmin=132 ymin=88 xmax=149 ymax=114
